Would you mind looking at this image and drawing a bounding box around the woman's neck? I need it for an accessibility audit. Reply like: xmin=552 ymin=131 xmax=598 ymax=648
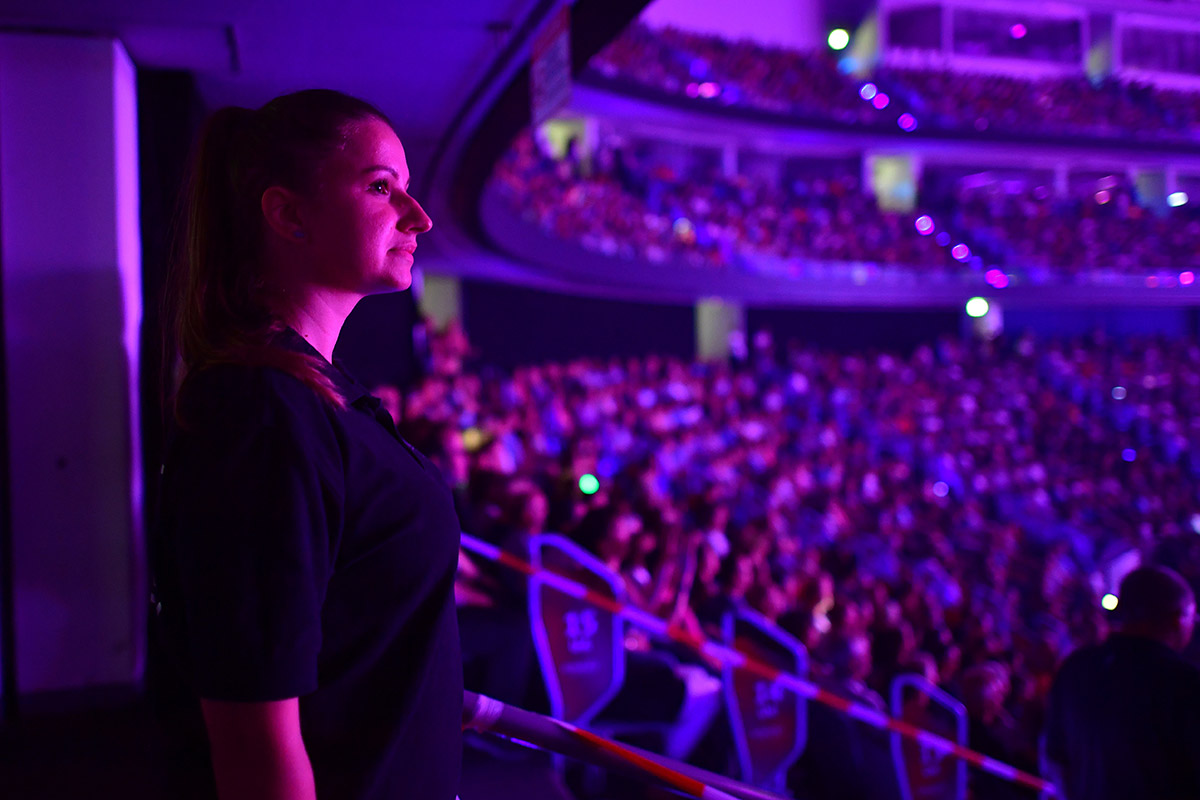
xmin=270 ymin=286 xmax=363 ymax=363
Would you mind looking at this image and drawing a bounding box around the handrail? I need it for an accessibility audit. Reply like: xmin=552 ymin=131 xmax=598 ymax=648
xmin=463 ymin=691 xmax=788 ymax=800
xmin=460 ymin=532 xmax=1058 ymax=795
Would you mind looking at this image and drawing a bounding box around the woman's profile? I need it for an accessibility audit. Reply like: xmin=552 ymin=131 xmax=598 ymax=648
xmin=149 ymin=89 xmax=461 ymax=800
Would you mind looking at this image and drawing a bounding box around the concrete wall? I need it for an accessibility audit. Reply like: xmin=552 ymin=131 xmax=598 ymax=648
xmin=0 ymin=33 xmax=143 ymax=694
xmin=640 ymin=0 xmax=823 ymax=50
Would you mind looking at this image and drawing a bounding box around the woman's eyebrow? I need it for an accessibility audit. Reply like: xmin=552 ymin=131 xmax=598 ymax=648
xmin=363 ymin=164 xmax=399 ymax=179
xmin=362 ymin=164 xmax=410 ymax=189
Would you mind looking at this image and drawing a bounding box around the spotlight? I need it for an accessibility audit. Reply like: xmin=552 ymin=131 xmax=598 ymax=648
xmin=828 ymin=29 xmax=850 ymax=51
xmin=966 ymin=297 xmax=989 ymax=318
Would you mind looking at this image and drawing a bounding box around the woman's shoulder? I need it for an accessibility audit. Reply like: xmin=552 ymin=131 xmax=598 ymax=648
xmin=175 ymin=360 xmax=330 ymax=433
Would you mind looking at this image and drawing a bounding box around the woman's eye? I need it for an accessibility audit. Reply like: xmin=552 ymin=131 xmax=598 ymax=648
xmin=370 ymin=180 xmax=390 ymax=195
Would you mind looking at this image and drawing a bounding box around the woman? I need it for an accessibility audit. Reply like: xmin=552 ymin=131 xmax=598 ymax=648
xmin=150 ymin=90 xmax=461 ymax=800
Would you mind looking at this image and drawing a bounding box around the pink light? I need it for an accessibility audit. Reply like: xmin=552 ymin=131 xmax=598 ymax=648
xmin=1011 ymin=23 xmax=1027 ymax=39
xmin=860 ymin=83 xmax=878 ymax=101
xmin=872 ymin=92 xmax=890 ymax=110
xmin=985 ymin=268 xmax=1010 ymax=288
xmin=1095 ymin=190 xmax=1111 ymax=205
xmin=1181 ymin=271 xmax=1195 ymax=285
xmin=952 ymin=244 xmax=971 ymax=261
xmin=915 ymin=215 xmax=935 ymax=235
xmin=898 ymin=113 xmax=918 ymax=132
xmin=685 ymin=83 xmax=700 ymax=98
xmin=1147 ymin=276 xmax=1160 ymax=288
xmin=698 ymin=82 xmax=720 ymax=99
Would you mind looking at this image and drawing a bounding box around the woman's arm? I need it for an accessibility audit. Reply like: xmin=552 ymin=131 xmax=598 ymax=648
xmin=201 ymin=697 xmax=318 ymax=800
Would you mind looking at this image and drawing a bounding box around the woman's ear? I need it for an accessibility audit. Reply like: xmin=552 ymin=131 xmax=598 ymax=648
xmin=261 ymin=186 xmax=307 ymax=242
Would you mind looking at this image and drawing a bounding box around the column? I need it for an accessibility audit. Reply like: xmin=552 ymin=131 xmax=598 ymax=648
xmin=0 ymin=34 xmax=142 ymax=694
xmin=696 ymin=298 xmax=745 ymax=361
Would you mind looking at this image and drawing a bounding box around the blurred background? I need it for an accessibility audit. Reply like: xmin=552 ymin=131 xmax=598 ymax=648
xmin=1 ymin=0 xmax=1199 ymax=797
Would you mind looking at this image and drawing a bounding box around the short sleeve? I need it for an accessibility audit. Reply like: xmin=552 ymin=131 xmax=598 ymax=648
xmin=160 ymin=366 xmax=343 ymax=702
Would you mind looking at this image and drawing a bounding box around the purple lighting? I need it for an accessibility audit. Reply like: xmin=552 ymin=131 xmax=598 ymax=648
xmin=898 ymin=113 xmax=918 ymax=131
xmin=1182 ymin=271 xmax=1195 ymax=285
xmin=860 ymin=83 xmax=878 ymax=101
xmin=915 ymin=215 xmax=935 ymax=235
xmin=935 ymin=231 xmax=951 ymax=247
xmin=872 ymin=92 xmax=890 ymax=110
xmin=697 ymin=82 xmax=720 ymax=99
xmin=985 ymin=268 xmax=1010 ymax=288
xmin=952 ymin=243 xmax=971 ymax=261
xmin=1122 ymin=449 xmax=1137 ymax=463
xmin=1011 ymin=23 xmax=1027 ymax=39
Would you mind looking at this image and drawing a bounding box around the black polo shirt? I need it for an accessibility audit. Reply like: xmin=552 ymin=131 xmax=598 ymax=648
xmin=151 ymin=328 xmax=462 ymax=800
xmin=1044 ymin=634 xmax=1200 ymax=800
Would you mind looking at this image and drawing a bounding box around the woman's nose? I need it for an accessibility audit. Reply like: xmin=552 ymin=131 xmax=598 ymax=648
xmin=399 ymin=193 xmax=433 ymax=233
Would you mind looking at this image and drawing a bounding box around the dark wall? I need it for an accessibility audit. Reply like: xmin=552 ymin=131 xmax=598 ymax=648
xmin=746 ymin=306 xmax=962 ymax=354
xmin=137 ymin=69 xmax=207 ymax=512
xmin=462 ymin=280 xmax=695 ymax=367
xmin=1003 ymin=306 xmax=1200 ymax=339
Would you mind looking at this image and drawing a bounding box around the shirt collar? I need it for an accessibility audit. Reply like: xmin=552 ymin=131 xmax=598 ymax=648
xmin=275 ymin=326 xmax=371 ymax=406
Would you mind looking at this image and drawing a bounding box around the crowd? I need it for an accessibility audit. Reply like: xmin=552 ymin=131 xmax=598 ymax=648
xmin=590 ymin=23 xmax=876 ymax=126
xmin=492 ymin=130 xmax=965 ymax=275
xmin=877 ymin=65 xmax=1170 ymax=139
xmin=588 ymin=22 xmax=1200 ymax=143
xmin=493 ymin=130 xmax=1200 ymax=281
xmin=950 ymin=176 xmax=1200 ymax=278
xmin=390 ymin=322 xmax=1200 ymax=798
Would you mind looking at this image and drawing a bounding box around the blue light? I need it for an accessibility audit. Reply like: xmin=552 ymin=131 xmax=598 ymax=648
xmin=1122 ymin=449 xmax=1137 ymax=463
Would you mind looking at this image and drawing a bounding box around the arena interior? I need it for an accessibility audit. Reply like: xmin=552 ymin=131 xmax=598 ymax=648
xmin=2 ymin=0 xmax=1200 ymax=798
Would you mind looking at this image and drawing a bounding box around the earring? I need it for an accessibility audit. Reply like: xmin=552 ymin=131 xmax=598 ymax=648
xmin=292 ymin=230 xmax=306 ymax=239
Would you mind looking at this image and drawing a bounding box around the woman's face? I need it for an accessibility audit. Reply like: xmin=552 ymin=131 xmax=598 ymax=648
xmin=302 ymin=117 xmax=432 ymax=293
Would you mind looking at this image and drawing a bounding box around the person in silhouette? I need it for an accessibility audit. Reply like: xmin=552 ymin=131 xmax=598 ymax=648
xmin=1043 ymin=565 xmax=1200 ymax=800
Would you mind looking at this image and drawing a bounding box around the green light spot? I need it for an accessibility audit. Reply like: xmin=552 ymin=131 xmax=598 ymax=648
xmin=828 ymin=29 xmax=850 ymax=51
xmin=966 ymin=297 xmax=990 ymax=318
xmin=579 ymin=474 xmax=600 ymax=495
